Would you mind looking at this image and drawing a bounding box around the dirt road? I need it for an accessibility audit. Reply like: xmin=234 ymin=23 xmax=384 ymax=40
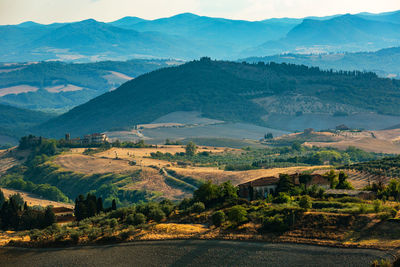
xmin=0 ymin=240 xmax=393 ymax=266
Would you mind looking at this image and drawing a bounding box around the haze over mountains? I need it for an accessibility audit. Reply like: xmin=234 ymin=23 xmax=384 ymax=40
xmin=1 ymin=10 xmax=400 ymax=62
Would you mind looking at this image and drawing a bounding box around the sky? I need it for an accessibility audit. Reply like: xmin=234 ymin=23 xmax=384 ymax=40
xmin=0 ymin=0 xmax=400 ymax=25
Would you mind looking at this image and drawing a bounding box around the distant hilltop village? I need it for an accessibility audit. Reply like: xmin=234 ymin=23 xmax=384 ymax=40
xmin=65 ymin=133 xmax=109 ymax=145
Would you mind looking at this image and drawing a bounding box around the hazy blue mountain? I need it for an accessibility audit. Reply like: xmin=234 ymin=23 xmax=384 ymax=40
xmin=242 ymin=46 xmax=400 ymax=78
xmin=109 ymin=16 xmax=147 ymax=27
xmin=243 ymin=14 xmax=400 ymax=56
xmin=117 ymin=13 xmax=296 ymax=58
xmin=25 ymin=19 xmax=200 ymax=60
xmin=2 ymin=10 xmax=400 ymax=62
xmin=357 ymin=10 xmax=400 ymax=24
xmin=34 ymin=59 xmax=400 ymax=137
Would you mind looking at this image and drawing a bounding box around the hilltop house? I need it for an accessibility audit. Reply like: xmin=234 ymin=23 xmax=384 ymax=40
xmin=238 ymin=173 xmax=330 ymax=200
xmin=65 ymin=133 xmax=109 ymax=145
xmin=83 ymin=133 xmax=109 ymax=145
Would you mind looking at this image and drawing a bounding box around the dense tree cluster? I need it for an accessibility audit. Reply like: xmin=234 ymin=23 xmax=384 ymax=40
xmin=0 ymin=191 xmax=55 ymax=230
xmin=74 ymin=194 xmax=106 ymax=221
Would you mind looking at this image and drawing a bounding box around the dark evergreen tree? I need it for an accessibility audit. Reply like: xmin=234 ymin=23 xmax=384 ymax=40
xmin=111 ymin=199 xmax=117 ymax=210
xmin=96 ymin=197 xmax=103 ymax=214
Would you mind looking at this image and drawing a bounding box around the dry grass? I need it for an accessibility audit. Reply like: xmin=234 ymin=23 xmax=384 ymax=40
xmin=0 ymin=188 xmax=73 ymax=208
xmin=54 ymin=154 xmax=138 ymax=174
xmin=135 ymin=223 xmax=209 ymax=240
xmin=292 ymin=129 xmax=400 ymax=154
xmin=123 ymin=167 xmax=190 ymax=200
xmin=168 ymin=166 xmax=327 ymax=185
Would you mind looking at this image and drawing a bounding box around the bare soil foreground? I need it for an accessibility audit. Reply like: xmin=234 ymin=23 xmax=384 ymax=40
xmin=0 ymin=240 xmax=393 ymax=267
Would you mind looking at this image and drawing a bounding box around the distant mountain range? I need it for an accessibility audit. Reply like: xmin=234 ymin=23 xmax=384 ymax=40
xmin=242 ymin=46 xmax=400 ymax=79
xmin=34 ymin=59 xmax=400 ymax=138
xmin=242 ymin=13 xmax=400 ymax=56
xmin=0 ymin=59 xmax=180 ymax=112
xmin=1 ymin=11 xmax=400 ymax=62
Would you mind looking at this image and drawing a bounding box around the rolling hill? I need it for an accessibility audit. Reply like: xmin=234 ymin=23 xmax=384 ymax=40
xmin=0 ymin=59 xmax=180 ymax=112
xmin=35 ymin=59 xmax=400 ymax=138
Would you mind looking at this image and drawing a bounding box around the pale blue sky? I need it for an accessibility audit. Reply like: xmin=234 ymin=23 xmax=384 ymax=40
xmin=1 ymin=0 xmax=400 ymax=25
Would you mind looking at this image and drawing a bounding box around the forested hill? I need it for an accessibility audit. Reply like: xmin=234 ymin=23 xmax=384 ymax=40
xmin=35 ymin=58 xmax=400 ymax=137
xmin=0 ymin=103 xmax=55 ymax=138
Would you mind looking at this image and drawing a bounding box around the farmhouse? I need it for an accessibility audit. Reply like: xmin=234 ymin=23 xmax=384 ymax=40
xmin=238 ymin=176 xmax=279 ymax=200
xmin=238 ymin=173 xmax=330 ymax=200
xmin=83 ymin=133 xmax=109 ymax=144
xmin=65 ymin=133 xmax=109 ymax=145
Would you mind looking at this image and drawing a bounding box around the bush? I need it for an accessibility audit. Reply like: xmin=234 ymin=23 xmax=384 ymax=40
xmin=299 ymin=195 xmax=312 ymax=210
xmin=337 ymin=196 xmax=362 ymax=203
xmin=358 ymin=204 xmax=367 ymax=214
xmin=373 ymin=200 xmax=382 ymax=213
xmin=273 ymin=193 xmax=291 ymax=204
xmin=133 ymin=213 xmax=146 ymax=225
xmin=126 ymin=214 xmax=135 ymax=225
xmin=191 ymin=202 xmax=205 ymax=213
xmin=262 ymin=215 xmax=289 ymax=233
xmin=148 ymin=208 xmax=165 ymax=223
xmin=227 ymin=205 xmax=247 ymax=224
xmin=211 ymin=211 xmax=226 ymax=227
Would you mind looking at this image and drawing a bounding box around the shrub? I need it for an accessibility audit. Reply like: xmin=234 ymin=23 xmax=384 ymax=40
xmin=227 ymin=205 xmax=247 ymax=224
xmin=273 ymin=192 xmax=291 ymax=204
xmin=262 ymin=215 xmax=289 ymax=233
xmin=371 ymin=259 xmax=392 ymax=267
xmin=179 ymin=198 xmax=192 ymax=211
xmin=133 ymin=213 xmax=146 ymax=225
xmin=337 ymin=196 xmax=362 ymax=203
xmin=191 ymin=202 xmax=205 ymax=213
xmin=148 ymin=208 xmax=165 ymax=223
xmin=373 ymin=200 xmax=382 ymax=213
xmin=211 ymin=211 xmax=226 ymax=227
xmin=358 ymin=204 xmax=367 ymax=214
xmin=299 ymin=195 xmax=312 ymax=210
xmin=109 ymin=218 xmax=118 ymax=228
xmin=70 ymin=230 xmax=80 ymax=243
xmin=126 ymin=214 xmax=135 ymax=225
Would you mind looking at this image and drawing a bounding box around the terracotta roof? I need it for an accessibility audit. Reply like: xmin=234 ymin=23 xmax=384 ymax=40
xmin=239 ymin=176 xmax=279 ymax=187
